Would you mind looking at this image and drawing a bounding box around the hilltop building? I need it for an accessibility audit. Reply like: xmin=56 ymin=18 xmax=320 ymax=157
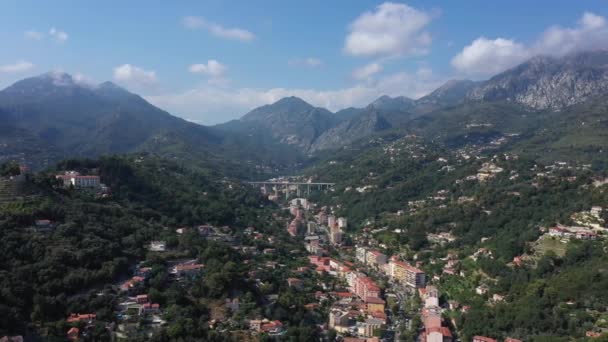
xmin=56 ymin=171 xmax=101 ymax=188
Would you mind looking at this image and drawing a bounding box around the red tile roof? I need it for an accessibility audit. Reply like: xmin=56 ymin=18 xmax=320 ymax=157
xmin=66 ymin=313 xmax=96 ymax=323
xmin=365 ymin=297 xmax=385 ymax=304
xmin=473 ymin=336 xmax=498 ymax=342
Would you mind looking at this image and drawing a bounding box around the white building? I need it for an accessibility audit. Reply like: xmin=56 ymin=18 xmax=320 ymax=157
xmin=327 ymin=215 xmax=336 ymax=228
xmin=356 ymin=247 xmax=367 ymax=263
xmin=149 ymin=241 xmax=166 ymax=252
xmin=56 ymin=171 xmax=101 ymax=188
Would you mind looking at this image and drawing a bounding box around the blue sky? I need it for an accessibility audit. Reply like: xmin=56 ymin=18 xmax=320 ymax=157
xmin=1 ymin=0 xmax=607 ymax=124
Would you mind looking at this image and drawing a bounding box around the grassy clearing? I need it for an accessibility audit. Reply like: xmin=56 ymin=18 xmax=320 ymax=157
xmin=533 ymin=235 xmax=568 ymax=258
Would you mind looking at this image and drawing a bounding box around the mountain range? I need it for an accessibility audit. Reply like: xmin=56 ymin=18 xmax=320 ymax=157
xmin=1 ymin=50 xmax=608 ymax=171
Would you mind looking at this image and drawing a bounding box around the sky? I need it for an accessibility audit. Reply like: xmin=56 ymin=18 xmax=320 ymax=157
xmin=1 ymin=0 xmax=608 ymax=125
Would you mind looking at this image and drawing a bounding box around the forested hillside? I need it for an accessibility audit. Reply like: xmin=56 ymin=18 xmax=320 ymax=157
xmin=0 ymin=156 xmax=285 ymax=340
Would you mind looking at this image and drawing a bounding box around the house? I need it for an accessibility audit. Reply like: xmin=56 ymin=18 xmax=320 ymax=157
xmin=141 ymin=303 xmax=160 ymax=314
xmin=250 ymin=319 xmax=284 ymax=335
xmin=67 ymin=327 xmax=79 ymax=341
xmin=492 ymin=294 xmax=505 ymax=302
xmin=548 ymin=226 xmax=569 ymax=238
xmin=329 ymin=310 xmax=350 ymax=328
xmin=287 ymin=278 xmax=304 ymax=290
xmin=356 ymin=247 xmax=368 ymax=263
xmin=56 ymin=171 xmax=101 ymax=188
xmin=512 ymin=256 xmax=523 ymax=266
xmin=359 ymin=318 xmax=384 ymax=337
xmin=369 ymin=310 xmax=387 ymax=322
xmin=365 ymin=297 xmax=386 ymax=312
xmin=424 ymin=326 xmax=452 ymax=342
xmin=66 ymin=313 xmax=96 ymax=323
xmin=576 ymin=231 xmax=598 ymax=240
xmin=472 ymin=336 xmax=497 ymax=342
xmin=136 ymin=294 xmax=148 ymax=304
xmin=475 ymin=285 xmax=489 ymax=295
xmin=171 ymin=263 xmax=204 ymax=277
xmin=261 ymin=320 xmax=284 ymax=335
xmin=120 ymin=276 xmax=145 ymax=293
xmin=249 ymin=319 xmax=262 ymax=332
xmin=148 ymin=241 xmax=166 ymax=252
xmin=343 ymin=338 xmax=380 ymax=342
xmin=366 ymin=250 xmax=387 ymax=267
xmin=389 ymin=259 xmax=426 ymax=288
xmin=424 ymin=286 xmax=439 ymax=308
xmin=263 ymin=248 xmax=276 ymax=255
xmin=353 ymin=276 xmax=381 ymax=300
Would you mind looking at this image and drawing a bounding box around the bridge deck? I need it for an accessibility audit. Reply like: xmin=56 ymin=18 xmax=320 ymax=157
xmin=247 ymin=181 xmax=335 ymax=186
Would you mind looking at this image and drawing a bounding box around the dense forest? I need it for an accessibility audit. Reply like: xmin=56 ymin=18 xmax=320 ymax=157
xmin=0 ymin=155 xmax=307 ymax=340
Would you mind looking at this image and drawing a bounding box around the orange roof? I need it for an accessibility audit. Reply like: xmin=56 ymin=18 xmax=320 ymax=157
xmin=393 ymin=260 xmax=424 ymax=273
xmin=66 ymin=313 xmax=96 ymax=323
xmin=473 ymin=336 xmax=498 ymax=342
xmin=365 ymin=297 xmax=385 ymax=304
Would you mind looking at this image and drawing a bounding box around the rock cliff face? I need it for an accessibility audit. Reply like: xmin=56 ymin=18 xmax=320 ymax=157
xmin=468 ymin=50 xmax=608 ymax=110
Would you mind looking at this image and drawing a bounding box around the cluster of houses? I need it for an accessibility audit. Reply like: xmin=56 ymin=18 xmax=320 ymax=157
xmin=356 ymin=247 xmax=427 ymax=289
xmin=63 ymin=313 xmax=97 ymax=341
xmin=301 ymin=206 xmax=347 ymax=253
xmin=110 ymin=258 xmax=205 ymax=339
xmin=419 ymin=285 xmax=452 ymax=342
xmin=547 ymin=225 xmax=599 ymax=240
xmin=308 ymin=253 xmax=388 ymax=338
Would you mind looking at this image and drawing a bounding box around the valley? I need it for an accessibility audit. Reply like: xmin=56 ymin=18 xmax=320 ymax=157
xmin=1 ymin=50 xmax=608 ymax=342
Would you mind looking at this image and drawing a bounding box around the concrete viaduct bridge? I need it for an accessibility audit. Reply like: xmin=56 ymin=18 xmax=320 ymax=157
xmin=247 ymin=181 xmax=335 ymax=198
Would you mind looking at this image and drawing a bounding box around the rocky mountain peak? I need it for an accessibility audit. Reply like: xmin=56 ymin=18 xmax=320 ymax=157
xmin=468 ymin=50 xmax=608 ymax=110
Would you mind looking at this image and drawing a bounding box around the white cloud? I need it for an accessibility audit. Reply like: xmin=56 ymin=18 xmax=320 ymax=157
xmin=352 ymin=62 xmax=383 ymax=80
xmin=24 ymin=30 xmax=44 ymax=40
xmin=49 ymin=27 xmax=68 ymax=43
xmin=344 ymin=2 xmax=433 ymax=57
xmin=189 ymin=60 xmax=229 ymax=86
xmin=288 ymin=57 xmax=323 ymax=68
xmin=182 ymin=16 xmax=255 ymax=42
xmin=534 ymin=11 xmax=608 ymax=56
xmin=0 ymin=60 xmax=34 ymax=73
xmin=189 ymin=60 xmax=227 ymax=77
xmin=146 ymin=69 xmax=443 ymax=125
xmin=451 ymin=37 xmax=529 ymax=76
xmin=113 ymin=64 xmax=158 ymax=90
xmin=452 ymin=12 xmax=608 ymax=77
